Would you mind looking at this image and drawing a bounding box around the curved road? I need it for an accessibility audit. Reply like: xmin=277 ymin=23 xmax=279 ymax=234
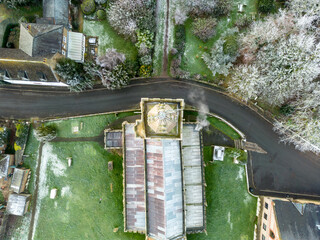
xmin=1 ymin=78 xmax=320 ymax=201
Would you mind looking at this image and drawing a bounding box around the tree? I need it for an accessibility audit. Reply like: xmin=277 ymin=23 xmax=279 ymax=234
xmin=273 ymin=86 xmax=320 ymax=153
xmin=96 ymin=49 xmax=126 ymax=71
xmin=1 ymin=0 xmax=30 ymax=9
xmin=55 ymin=58 xmax=93 ymax=92
xmin=202 ymin=28 xmax=239 ymax=76
xmin=35 ymin=124 xmax=57 ymax=142
xmin=192 ymin=17 xmax=217 ymax=41
xmin=0 ymin=127 xmax=9 ymax=146
xmin=107 ymin=0 xmax=155 ymax=41
xmin=81 ymin=0 xmax=96 ymax=15
xmin=286 ymin=0 xmax=320 ymax=17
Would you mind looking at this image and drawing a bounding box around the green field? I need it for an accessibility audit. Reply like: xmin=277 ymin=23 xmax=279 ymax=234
xmin=49 ymin=112 xmax=136 ymax=138
xmin=188 ymin=147 xmax=257 ymax=240
xmin=33 ymin=141 xmax=143 ymax=240
xmin=83 ymin=19 xmax=138 ymax=61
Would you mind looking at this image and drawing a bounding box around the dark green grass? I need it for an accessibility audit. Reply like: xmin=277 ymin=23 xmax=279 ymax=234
xmin=188 ymin=147 xmax=257 ymax=240
xmin=207 ymin=117 xmax=241 ymax=140
xmin=50 ymin=112 xmax=136 ymax=138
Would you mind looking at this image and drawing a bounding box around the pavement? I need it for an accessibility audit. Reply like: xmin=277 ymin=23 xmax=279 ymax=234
xmin=0 ymin=78 xmax=319 ymax=201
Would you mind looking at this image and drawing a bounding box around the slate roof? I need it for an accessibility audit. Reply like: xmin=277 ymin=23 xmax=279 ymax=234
xmin=0 ymin=49 xmax=44 ymax=61
xmin=182 ymin=125 xmax=205 ymax=231
xmin=274 ymin=200 xmax=320 ymax=240
xmin=19 ymin=23 xmax=63 ymax=57
xmin=43 ymin=0 xmax=69 ymax=27
xmin=123 ymin=124 xmax=146 ymax=232
xmin=104 ymin=131 xmax=122 ymax=149
xmin=146 ymin=139 xmax=184 ymax=240
xmin=6 ymin=194 xmax=30 ymax=216
xmin=0 ymin=61 xmax=57 ymax=82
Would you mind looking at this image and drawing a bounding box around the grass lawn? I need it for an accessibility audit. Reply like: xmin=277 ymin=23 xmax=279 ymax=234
xmin=33 ymin=141 xmax=143 ymax=240
xmin=188 ymin=146 xmax=257 ymax=240
xmin=208 ymin=117 xmax=241 ymax=140
xmin=176 ymin=0 xmax=258 ymax=82
xmin=83 ymin=19 xmax=138 ymax=61
xmin=49 ymin=112 xmax=136 ymax=138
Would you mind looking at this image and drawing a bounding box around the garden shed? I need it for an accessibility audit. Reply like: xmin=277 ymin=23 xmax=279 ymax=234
xmin=10 ymin=168 xmax=30 ymax=194
xmin=0 ymin=155 xmax=15 ymax=179
xmin=6 ymin=194 xmax=31 ymax=216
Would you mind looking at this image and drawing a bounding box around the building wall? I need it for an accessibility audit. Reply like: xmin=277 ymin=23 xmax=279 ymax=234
xmin=18 ymin=24 xmax=34 ymax=57
xmin=259 ymin=198 xmax=280 ymax=240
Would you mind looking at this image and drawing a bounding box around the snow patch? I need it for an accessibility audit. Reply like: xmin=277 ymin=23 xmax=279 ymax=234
xmin=61 ymin=186 xmax=72 ymax=197
xmin=227 ymin=211 xmax=233 ymax=230
xmin=236 ymin=167 xmax=244 ymax=181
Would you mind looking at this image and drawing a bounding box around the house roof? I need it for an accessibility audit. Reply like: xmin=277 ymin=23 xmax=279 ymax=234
xmin=0 ymin=49 xmax=44 ymax=62
xmin=182 ymin=125 xmax=205 ymax=231
xmin=43 ymin=0 xmax=69 ymax=27
xmin=274 ymin=200 xmax=320 ymax=240
xmin=0 ymin=61 xmax=57 ymax=82
xmin=10 ymin=168 xmax=29 ymax=194
xmin=19 ymin=23 xmax=63 ymax=57
xmin=146 ymin=139 xmax=184 ymax=240
xmin=6 ymin=194 xmax=29 ymax=216
xmin=123 ymin=124 xmax=146 ymax=232
xmin=0 ymin=155 xmax=14 ymax=178
xmin=67 ymin=31 xmax=85 ymax=62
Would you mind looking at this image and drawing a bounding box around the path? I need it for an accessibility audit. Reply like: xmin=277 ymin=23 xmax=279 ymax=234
xmin=161 ymin=0 xmax=170 ymax=76
xmin=28 ymin=142 xmax=43 ymax=240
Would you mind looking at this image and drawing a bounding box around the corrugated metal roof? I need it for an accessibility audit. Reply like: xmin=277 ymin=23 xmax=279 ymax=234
xmin=67 ymin=32 xmax=85 ymax=62
xmin=146 ymin=139 xmax=184 ymax=240
xmin=182 ymin=125 xmax=205 ymax=230
xmin=10 ymin=168 xmax=28 ymax=193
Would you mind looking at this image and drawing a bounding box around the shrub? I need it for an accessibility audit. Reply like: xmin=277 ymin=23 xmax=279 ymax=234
xmin=81 ymin=0 xmax=96 ymax=15
xmin=223 ymin=34 xmax=239 ymax=56
xmin=95 ymin=0 xmax=107 ymax=4
xmin=35 ymin=124 xmax=57 ymax=142
xmin=96 ymin=48 xmax=126 ymax=70
xmin=135 ymin=30 xmax=154 ymax=56
xmin=139 ymin=65 xmax=152 ymax=77
xmin=140 ymin=55 xmax=152 ymax=66
xmin=96 ymin=9 xmax=106 ymax=20
xmin=258 ymin=0 xmax=275 ymax=14
xmin=55 ymin=58 xmax=93 ymax=92
xmin=192 ymin=17 xmax=217 ymax=41
xmin=174 ymin=25 xmax=186 ymax=55
xmin=102 ymin=64 xmax=130 ymax=90
xmin=234 ymin=15 xmax=252 ymax=30
xmin=0 ymin=127 xmax=9 ymax=146
xmin=215 ymin=0 xmax=232 ymax=16
xmin=279 ymin=104 xmax=295 ymax=116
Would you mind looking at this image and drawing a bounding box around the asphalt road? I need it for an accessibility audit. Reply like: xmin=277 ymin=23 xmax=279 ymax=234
xmin=1 ymin=78 xmax=319 ymax=200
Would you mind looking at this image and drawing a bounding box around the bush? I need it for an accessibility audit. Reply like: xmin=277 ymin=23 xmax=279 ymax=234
xmin=223 ymin=34 xmax=239 ymax=56
xmin=35 ymin=124 xmax=57 ymax=142
xmin=214 ymin=0 xmax=233 ymax=16
xmin=235 ymin=15 xmax=252 ymax=30
xmin=102 ymin=64 xmax=130 ymax=90
xmin=139 ymin=65 xmax=152 ymax=77
xmin=258 ymin=0 xmax=275 ymax=14
xmin=81 ymin=0 xmax=96 ymax=15
xmin=279 ymin=104 xmax=295 ymax=116
xmin=96 ymin=9 xmax=106 ymax=20
xmin=135 ymin=30 xmax=154 ymax=56
xmin=174 ymin=25 xmax=186 ymax=55
xmin=192 ymin=17 xmax=217 ymax=41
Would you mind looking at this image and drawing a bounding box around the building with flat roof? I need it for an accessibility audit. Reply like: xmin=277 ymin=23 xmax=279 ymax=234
xmin=119 ymin=98 xmax=206 ymax=240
